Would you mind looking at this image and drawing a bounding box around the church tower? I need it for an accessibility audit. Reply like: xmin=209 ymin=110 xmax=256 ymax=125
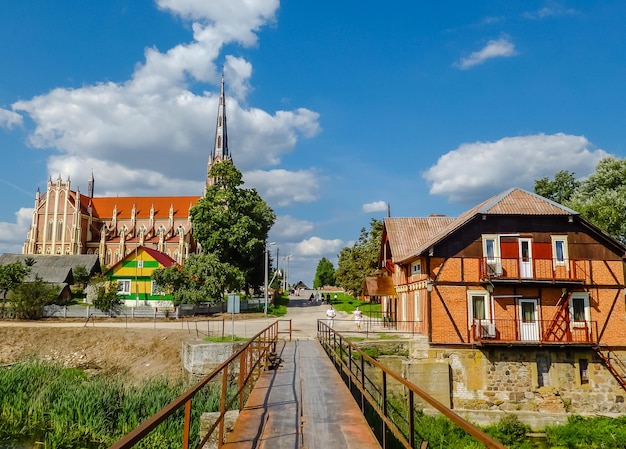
xmin=206 ymin=73 xmax=232 ymax=188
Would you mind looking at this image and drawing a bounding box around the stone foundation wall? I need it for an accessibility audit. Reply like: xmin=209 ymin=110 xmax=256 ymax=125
xmin=410 ymin=342 xmax=626 ymax=415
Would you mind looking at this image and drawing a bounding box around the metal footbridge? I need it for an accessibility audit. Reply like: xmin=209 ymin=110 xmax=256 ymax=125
xmin=109 ymin=320 xmax=505 ymax=449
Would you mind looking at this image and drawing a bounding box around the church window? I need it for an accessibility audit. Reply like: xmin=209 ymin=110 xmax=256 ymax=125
xmin=56 ymin=246 xmax=62 ymax=255
xmin=57 ymin=220 xmax=63 ymax=240
xmin=65 ymin=247 xmax=70 ymax=255
xmin=217 ymin=136 xmax=222 ymax=149
xmin=105 ymin=250 xmax=111 ymax=265
xmin=114 ymin=250 xmax=120 ymax=263
xmin=174 ymin=250 xmax=179 ymax=262
xmin=47 ymin=219 xmax=53 ymax=240
xmin=46 ymin=246 xmax=51 ymax=254
xmin=37 ymin=247 xmax=43 ymax=254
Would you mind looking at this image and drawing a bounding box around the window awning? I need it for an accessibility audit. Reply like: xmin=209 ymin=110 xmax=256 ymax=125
xmin=363 ymin=276 xmax=396 ymax=296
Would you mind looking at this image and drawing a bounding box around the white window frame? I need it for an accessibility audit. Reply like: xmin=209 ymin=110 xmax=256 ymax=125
xmin=551 ymin=235 xmax=569 ymax=267
xmin=482 ymin=234 xmax=500 ymax=263
xmin=467 ymin=289 xmax=492 ymax=328
xmin=569 ymin=292 xmax=590 ymax=328
xmin=151 ymin=280 xmax=165 ymax=296
xmin=117 ymin=279 xmax=131 ymax=295
xmin=411 ymin=260 xmax=422 ymax=276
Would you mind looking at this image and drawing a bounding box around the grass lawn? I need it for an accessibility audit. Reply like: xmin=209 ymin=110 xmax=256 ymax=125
xmin=329 ymin=292 xmax=381 ymax=316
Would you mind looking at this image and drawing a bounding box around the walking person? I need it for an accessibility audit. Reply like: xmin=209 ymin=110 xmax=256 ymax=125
xmin=353 ymin=306 xmax=363 ymax=331
xmin=326 ymin=304 xmax=337 ymax=328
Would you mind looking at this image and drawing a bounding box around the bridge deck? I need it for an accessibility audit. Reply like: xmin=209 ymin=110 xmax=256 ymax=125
xmin=223 ymin=339 xmax=381 ymax=449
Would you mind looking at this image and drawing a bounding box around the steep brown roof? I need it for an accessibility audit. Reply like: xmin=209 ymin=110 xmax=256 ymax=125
xmin=395 ymin=188 xmax=581 ymax=263
xmin=384 ymin=217 xmax=456 ymax=262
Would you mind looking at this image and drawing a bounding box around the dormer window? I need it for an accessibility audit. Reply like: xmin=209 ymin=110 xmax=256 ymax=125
xmin=411 ymin=261 xmax=422 ymax=275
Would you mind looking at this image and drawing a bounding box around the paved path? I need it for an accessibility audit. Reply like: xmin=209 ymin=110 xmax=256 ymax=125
xmin=223 ymin=339 xmax=381 ymax=449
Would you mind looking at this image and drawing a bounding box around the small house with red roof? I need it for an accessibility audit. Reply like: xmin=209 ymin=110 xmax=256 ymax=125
xmin=104 ymin=246 xmax=178 ymax=307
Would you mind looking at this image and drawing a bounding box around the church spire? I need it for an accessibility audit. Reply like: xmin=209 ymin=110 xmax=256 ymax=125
xmin=206 ymin=72 xmax=232 ymax=188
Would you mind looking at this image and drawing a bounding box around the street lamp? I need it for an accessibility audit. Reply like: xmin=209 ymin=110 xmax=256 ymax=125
xmin=264 ymin=241 xmax=276 ymax=316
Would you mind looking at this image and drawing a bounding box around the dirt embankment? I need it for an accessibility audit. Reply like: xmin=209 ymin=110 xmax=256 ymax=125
xmin=0 ymin=325 xmax=195 ymax=381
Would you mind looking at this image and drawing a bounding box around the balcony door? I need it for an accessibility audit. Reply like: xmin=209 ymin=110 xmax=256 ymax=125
xmin=518 ymin=238 xmax=533 ymax=278
xmin=519 ymin=299 xmax=539 ymax=341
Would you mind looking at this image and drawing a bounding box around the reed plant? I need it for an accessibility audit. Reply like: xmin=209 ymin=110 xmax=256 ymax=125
xmin=0 ymin=359 xmax=224 ymax=448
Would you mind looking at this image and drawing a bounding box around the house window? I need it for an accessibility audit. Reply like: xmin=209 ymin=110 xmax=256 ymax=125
xmin=151 ymin=281 xmax=165 ymax=296
xmin=137 ymin=260 xmax=144 ymax=268
xmin=411 ymin=261 xmax=422 ymax=276
xmin=482 ymin=235 xmax=499 ymax=263
xmin=579 ymin=359 xmax=589 ymax=385
xmin=468 ymin=290 xmax=493 ymax=338
xmin=570 ymin=293 xmax=590 ymax=326
xmin=551 ymin=236 xmax=569 ymax=266
xmin=468 ymin=290 xmax=491 ymax=323
xmin=117 ymin=280 xmax=131 ymax=295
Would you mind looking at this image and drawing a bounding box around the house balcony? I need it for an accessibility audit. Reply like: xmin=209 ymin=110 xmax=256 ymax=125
xmin=480 ymin=257 xmax=588 ymax=284
xmin=472 ymin=319 xmax=598 ymax=346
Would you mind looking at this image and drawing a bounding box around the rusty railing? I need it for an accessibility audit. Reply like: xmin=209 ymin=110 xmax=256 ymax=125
xmin=109 ymin=319 xmax=291 ymax=449
xmin=318 ymin=320 xmax=506 ymax=449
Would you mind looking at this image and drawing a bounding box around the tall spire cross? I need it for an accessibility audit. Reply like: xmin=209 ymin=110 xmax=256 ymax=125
xmin=206 ymin=72 xmax=232 ymax=188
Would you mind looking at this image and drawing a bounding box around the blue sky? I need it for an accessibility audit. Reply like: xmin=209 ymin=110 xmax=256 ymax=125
xmin=0 ymin=1 xmax=624 ymax=286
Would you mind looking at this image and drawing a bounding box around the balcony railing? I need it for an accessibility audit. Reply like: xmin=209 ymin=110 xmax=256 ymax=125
xmin=472 ymin=319 xmax=598 ymax=345
xmin=480 ymin=257 xmax=588 ymax=282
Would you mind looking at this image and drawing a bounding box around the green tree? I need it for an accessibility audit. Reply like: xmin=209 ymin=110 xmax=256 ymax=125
xmin=8 ymin=276 xmax=59 ymax=319
xmin=152 ymin=254 xmax=244 ymax=305
xmin=313 ymin=257 xmax=335 ymax=288
xmin=0 ymin=261 xmax=30 ymax=298
xmin=72 ymin=265 xmax=91 ymax=290
xmin=190 ymin=161 xmax=275 ymax=293
xmin=335 ymin=219 xmax=383 ymax=296
xmin=90 ymin=275 xmax=123 ymax=314
xmin=534 ymin=170 xmax=580 ymax=204
xmin=536 ymin=157 xmax=626 ymax=243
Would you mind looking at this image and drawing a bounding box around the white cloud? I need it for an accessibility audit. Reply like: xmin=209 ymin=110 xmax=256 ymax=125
xmin=456 ymin=37 xmax=517 ymax=69
xmin=523 ymin=6 xmax=577 ymax=20
xmin=292 ymin=236 xmax=344 ymax=257
xmin=422 ymin=133 xmax=608 ymax=204
xmin=10 ymin=0 xmax=320 ymax=199
xmin=0 ymin=109 xmax=22 ymax=129
xmin=0 ymin=208 xmax=33 ymax=254
xmin=362 ymin=201 xmax=387 ymax=213
xmin=244 ymin=169 xmax=320 ymax=207
xmin=271 ymin=215 xmax=315 ymax=239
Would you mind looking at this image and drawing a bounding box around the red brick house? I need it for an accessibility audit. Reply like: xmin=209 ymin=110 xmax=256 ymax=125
xmin=377 ymin=188 xmax=626 ymax=415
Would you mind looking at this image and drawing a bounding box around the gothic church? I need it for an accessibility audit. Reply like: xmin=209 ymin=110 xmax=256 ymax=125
xmin=22 ymin=76 xmax=232 ymax=268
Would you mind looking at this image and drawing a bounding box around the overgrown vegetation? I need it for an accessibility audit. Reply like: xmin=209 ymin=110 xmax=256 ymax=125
xmin=544 ymin=414 xmax=626 ymax=448
xmin=0 ymin=360 xmax=223 ymax=448
xmin=7 ymin=275 xmax=60 ymax=319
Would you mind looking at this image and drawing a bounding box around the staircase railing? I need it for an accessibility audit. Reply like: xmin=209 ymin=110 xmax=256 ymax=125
xmin=593 ymin=347 xmax=626 ymax=391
